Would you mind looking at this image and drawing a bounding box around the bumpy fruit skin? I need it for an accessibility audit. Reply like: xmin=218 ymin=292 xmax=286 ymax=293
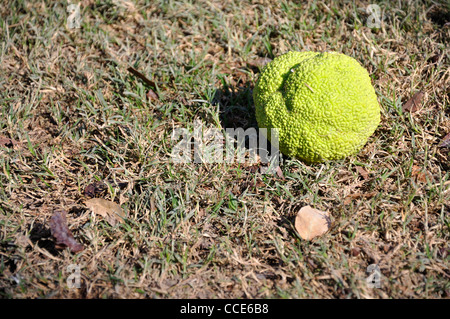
xmin=253 ymin=51 xmax=380 ymax=163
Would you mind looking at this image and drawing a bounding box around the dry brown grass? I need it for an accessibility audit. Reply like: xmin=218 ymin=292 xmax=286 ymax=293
xmin=0 ymin=0 xmax=449 ymax=299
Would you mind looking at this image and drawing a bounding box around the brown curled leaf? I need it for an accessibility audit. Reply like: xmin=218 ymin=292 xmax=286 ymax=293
xmin=0 ymin=136 xmax=17 ymax=148
xmin=411 ymin=165 xmax=428 ymax=182
xmin=50 ymin=211 xmax=84 ymax=253
xmin=355 ymin=166 xmax=370 ymax=180
xmin=275 ymin=166 xmax=285 ymax=180
xmin=438 ymin=132 xmax=450 ymax=148
xmin=246 ymin=57 xmax=272 ymax=69
xmin=146 ymin=89 xmax=159 ymax=101
xmin=402 ymin=91 xmax=424 ymax=113
xmin=84 ymin=181 xmax=107 ymax=198
xmin=85 ymin=198 xmax=125 ymax=226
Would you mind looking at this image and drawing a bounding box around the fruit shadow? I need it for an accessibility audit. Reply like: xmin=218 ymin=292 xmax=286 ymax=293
xmin=29 ymin=222 xmax=60 ymax=256
xmin=213 ymin=81 xmax=257 ymax=131
xmin=212 ymin=82 xmax=279 ymax=163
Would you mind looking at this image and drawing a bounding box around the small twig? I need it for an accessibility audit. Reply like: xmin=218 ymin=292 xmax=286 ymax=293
xmin=127 ymin=66 xmax=158 ymax=89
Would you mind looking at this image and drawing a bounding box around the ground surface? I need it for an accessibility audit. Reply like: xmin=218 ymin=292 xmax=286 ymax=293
xmin=0 ymin=0 xmax=449 ymax=298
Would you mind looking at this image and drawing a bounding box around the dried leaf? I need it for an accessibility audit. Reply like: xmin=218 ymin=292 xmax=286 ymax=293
xmin=294 ymin=206 xmax=331 ymax=241
xmin=0 ymin=136 xmax=16 ymax=148
xmin=147 ymin=89 xmax=159 ymax=101
xmin=246 ymin=164 xmax=259 ymax=173
xmin=275 ymin=166 xmax=285 ymax=179
xmin=344 ymin=191 xmax=377 ymax=205
xmin=246 ymin=57 xmax=272 ymax=69
xmin=411 ymin=165 xmax=428 ymax=182
xmin=402 ymin=91 xmax=424 ymax=113
xmin=84 ymin=181 xmax=107 ymax=198
xmin=49 ymin=211 xmax=84 ymax=253
xmin=438 ymin=132 xmax=450 ymax=148
xmin=85 ymin=198 xmax=125 ymax=226
xmin=355 ymin=166 xmax=369 ymax=180
xmin=351 ymin=247 xmax=361 ymax=257
xmin=427 ymin=53 xmax=441 ymax=64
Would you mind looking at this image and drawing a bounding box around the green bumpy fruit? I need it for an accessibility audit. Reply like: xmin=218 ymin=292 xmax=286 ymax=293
xmin=253 ymin=51 xmax=381 ymax=163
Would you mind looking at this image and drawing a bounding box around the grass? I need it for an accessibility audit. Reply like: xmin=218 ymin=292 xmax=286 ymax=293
xmin=0 ymin=0 xmax=449 ymax=298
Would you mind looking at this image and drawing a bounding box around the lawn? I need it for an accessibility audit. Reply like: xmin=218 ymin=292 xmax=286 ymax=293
xmin=0 ymin=0 xmax=449 ymax=299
